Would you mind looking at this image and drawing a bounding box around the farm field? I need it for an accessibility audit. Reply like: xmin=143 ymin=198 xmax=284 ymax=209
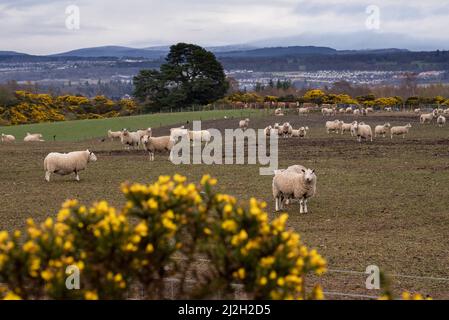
xmin=0 ymin=109 xmax=264 ymax=142
xmin=1 ymin=111 xmax=449 ymax=299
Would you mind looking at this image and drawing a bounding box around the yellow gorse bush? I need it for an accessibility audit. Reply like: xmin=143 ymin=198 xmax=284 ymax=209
xmin=0 ymin=174 xmax=327 ymax=300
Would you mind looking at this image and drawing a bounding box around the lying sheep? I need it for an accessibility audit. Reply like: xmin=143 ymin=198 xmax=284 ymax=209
xmin=341 ymin=121 xmax=355 ymax=135
xmin=1 ymin=133 xmax=15 ymax=142
xmin=354 ymin=123 xmax=373 ymax=142
xmin=274 ymin=108 xmax=284 ymax=116
xmin=141 ymin=135 xmax=175 ymax=161
xmin=239 ymin=118 xmax=250 ymax=131
xmin=188 ymin=130 xmax=211 ymax=146
xmin=298 ymin=107 xmax=309 ymax=115
xmin=384 ymin=107 xmax=392 ymax=112
xmin=366 ymin=107 xmax=374 ymax=113
xmin=44 ymin=149 xmax=97 ymax=182
xmin=291 ymin=126 xmax=309 ymax=138
xmin=107 ymin=130 xmax=122 ymax=141
xmin=24 ymin=133 xmax=44 ymax=142
xmin=120 ymin=129 xmax=140 ymax=150
xmin=279 ymin=122 xmax=292 ymax=138
xmin=374 ymin=123 xmax=391 ymax=138
xmin=437 ymin=115 xmax=446 ymax=127
xmin=272 ymin=166 xmax=317 ymax=213
xmin=325 ymin=120 xmax=342 ymax=134
xmin=264 ymin=125 xmax=278 ymax=137
xmin=390 ymin=124 xmax=412 ymax=139
xmin=420 ymin=112 xmax=436 ymax=124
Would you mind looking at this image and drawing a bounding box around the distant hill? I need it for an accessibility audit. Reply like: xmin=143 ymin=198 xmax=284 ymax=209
xmin=215 ymin=46 xmax=337 ymax=58
xmin=0 ymin=51 xmax=30 ymax=57
xmin=51 ymin=46 xmax=167 ymax=59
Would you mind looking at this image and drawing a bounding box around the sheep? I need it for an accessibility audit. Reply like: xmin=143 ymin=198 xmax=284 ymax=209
xmin=1 ymin=133 xmax=15 ymax=142
xmin=374 ymin=123 xmax=391 ymax=138
xmin=437 ymin=115 xmax=446 ymax=127
xmin=264 ymin=125 xmax=278 ymax=137
xmin=353 ymin=109 xmax=361 ymax=116
xmin=24 ymin=133 xmax=44 ymax=142
xmin=354 ymin=123 xmax=373 ymax=142
xmin=338 ymin=108 xmax=346 ymax=114
xmin=346 ymin=107 xmax=353 ymax=114
xmin=120 ymin=129 xmax=141 ymax=150
xmin=366 ymin=107 xmax=374 ymax=113
xmin=280 ymin=122 xmax=292 ymax=138
xmin=341 ymin=121 xmax=354 ymax=135
xmin=325 ymin=120 xmax=342 ymax=134
xmin=291 ymin=126 xmax=309 ymax=138
xmin=188 ymin=130 xmax=211 ymax=146
xmin=141 ymin=135 xmax=175 ymax=161
xmin=420 ymin=111 xmax=436 ymax=124
xmin=414 ymin=108 xmax=421 ymax=114
xmin=444 ymin=109 xmax=449 ymax=115
xmin=239 ymin=118 xmax=250 ymax=131
xmin=170 ymin=126 xmax=188 ymax=139
xmin=272 ymin=166 xmax=317 ymax=213
xmin=350 ymin=121 xmax=365 ymax=137
xmin=321 ymin=107 xmax=335 ymax=116
xmin=107 ymin=130 xmax=122 ymax=141
xmin=274 ymin=108 xmax=284 ymax=116
xmin=384 ymin=107 xmax=392 ymax=112
xmin=44 ymin=150 xmax=97 ymax=182
xmin=298 ymin=107 xmax=309 ymax=115
xmin=390 ymin=124 xmax=412 ymax=139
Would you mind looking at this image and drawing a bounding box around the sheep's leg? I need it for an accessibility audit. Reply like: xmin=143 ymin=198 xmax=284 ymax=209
xmin=304 ymin=199 xmax=308 ymax=214
xmin=45 ymin=171 xmax=51 ymax=182
xmin=74 ymin=171 xmax=80 ymax=181
xmin=299 ymin=199 xmax=304 ymax=214
xmin=275 ymin=197 xmax=279 ymax=212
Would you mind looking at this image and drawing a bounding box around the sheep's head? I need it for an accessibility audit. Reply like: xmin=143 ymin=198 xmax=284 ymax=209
xmin=301 ymin=168 xmax=316 ymax=183
xmin=87 ymin=150 xmax=97 ymax=162
xmin=141 ymin=135 xmax=150 ymax=144
xmin=406 ymin=123 xmax=412 ymax=128
xmin=385 ymin=123 xmax=391 ymax=128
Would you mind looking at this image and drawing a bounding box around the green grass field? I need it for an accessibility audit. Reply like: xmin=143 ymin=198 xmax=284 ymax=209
xmin=0 ymin=109 xmax=264 ymax=141
xmin=1 ymin=111 xmax=448 ymax=299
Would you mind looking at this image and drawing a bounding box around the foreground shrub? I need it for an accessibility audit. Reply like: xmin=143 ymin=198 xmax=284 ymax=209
xmin=0 ymin=175 xmax=326 ymax=300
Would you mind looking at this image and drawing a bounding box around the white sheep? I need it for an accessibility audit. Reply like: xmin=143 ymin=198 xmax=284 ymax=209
xmin=366 ymin=107 xmax=374 ymax=113
xmin=291 ymin=127 xmax=309 ymax=138
xmin=374 ymin=123 xmax=391 ymax=138
xmin=443 ymin=109 xmax=449 ymax=115
xmin=354 ymin=123 xmax=373 ymax=142
xmin=321 ymin=107 xmax=335 ymax=116
xmin=274 ymin=108 xmax=284 ymax=116
xmin=414 ymin=108 xmax=421 ymax=114
xmin=44 ymin=150 xmax=97 ymax=182
xmin=141 ymin=135 xmax=175 ymax=161
xmin=420 ymin=111 xmax=436 ymax=124
xmin=120 ymin=129 xmax=140 ymax=150
xmin=24 ymin=133 xmax=44 ymax=142
xmin=325 ymin=120 xmax=342 ymax=134
xmin=264 ymin=125 xmax=278 ymax=137
xmin=107 ymin=130 xmax=122 ymax=141
xmin=298 ymin=107 xmax=310 ymax=115
xmin=341 ymin=121 xmax=355 ymax=135
xmin=338 ymin=108 xmax=346 ymax=114
xmin=188 ymin=130 xmax=211 ymax=146
xmin=279 ymin=122 xmax=292 ymax=138
xmin=1 ymin=133 xmax=15 ymax=142
xmin=353 ymin=109 xmax=361 ymax=116
xmin=346 ymin=107 xmax=353 ymax=113
xmin=272 ymin=166 xmax=317 ymax=213
xmin=239 ymin=118 xmax=250 ymax=131
xmin=384 ymin=107 xmax=392 ymax=112
xmin=390 ymin=124 xmax=412 ymax=139
xmin=437 ymin=115 xmax=446 ymax=127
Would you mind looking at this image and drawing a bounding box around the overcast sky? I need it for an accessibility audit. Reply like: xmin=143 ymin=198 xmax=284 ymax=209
xmin=1 ymin=0 xmax=449 ymax=54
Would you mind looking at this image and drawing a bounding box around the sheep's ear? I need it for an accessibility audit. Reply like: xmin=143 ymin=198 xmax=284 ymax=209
xmin=301 ymin=169 xmax=306 ymax=173
xmin=312 ymin=169 xmax=315 ymax=174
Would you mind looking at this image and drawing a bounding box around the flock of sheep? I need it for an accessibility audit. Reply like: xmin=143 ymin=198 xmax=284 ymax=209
xmin=1 ymin=106 xmax=448 ymax=214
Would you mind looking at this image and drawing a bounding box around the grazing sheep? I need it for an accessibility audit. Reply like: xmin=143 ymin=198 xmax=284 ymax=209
xmin=374 ymin=123 xmax=391 ymax=138
xmin=272 ymin=166 xmax=317 ymax=213
xmin=298 ymin=107 xmax=310 ymax=115
xmin=24 ymin=133 xmax=44 ymax=142
xmin=291 ymin=127 xmax=309 ymax=138
xmin=1 ymin=133 xmax=15 ymax=142
xmin=341 ymin=121 xmax=354 ymax=135
xmin=44 ymin=150 xmax=97 ymax=182
xmin=170 ymin=126 xmax=188 ymax=140
xmin=420 ymin=111 xmax=436 ymax=124
xmin=325 ymin=120 xmax=342 ymax=134
xmin=414 ymin=108 xmax=421 ymax=114
xmin=107 ymin=130 xmax=122 ymax=141
xmin=188 ymin=130 xmax=211 ymax=146
xmin=354 ymin=123 xmax=373 ymax=142
xmin=239 ymin=118 xmax=250 ymax=131
xmin=322 ymin=107 xmax=335 ymax=116
xmin=120 ymin=129 xmax=141 ymax=150
xmin=390 ymin=124 xmax=412 ymax=139
xmin=437 ymin=115 xmax=446 ymax=127
xmin=141 ymin=135 xmax=175 ymax=161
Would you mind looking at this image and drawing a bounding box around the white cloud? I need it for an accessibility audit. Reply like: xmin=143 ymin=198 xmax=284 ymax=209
xmin=0 ymin=0 xmax=448 ymax=54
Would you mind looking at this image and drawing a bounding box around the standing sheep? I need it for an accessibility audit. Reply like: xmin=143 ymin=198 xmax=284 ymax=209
xmin=141 ymin=135 xmax=175 ymax=161
xmin=390 ymin=124 xmax=412 ymax=139
xmin=44 ymin=150 xmax=97 ymax=182
xmin=188 ymin=130 xmax=211 ymax=146
xmin=437 ymin=115 xmax=446 ymax=127
xmin=420 ymin=111 xmax=436 ymax=124
xmin=341 ymin=121 xmax=355 ymax=135
xmin=291 ymin=127 xmax=309 ymax=138
xmin=107 ymin=130 xmax=122 ymax=141
xmin=354 ymin=123 xmax=373 ymax=142
xmin=239 ymin=118 xmax=250 ymax=131
xmin=1 ymin=133 xmax=15 ymax=142
xmin=272 ymin=166 xmax=317 ymax=213
xmin=24 ymin=133 xmax=44 ymax=142
xmin=120 ymin=129 xmax=140 ymax=150
xmin=325 ymin=120 xmax=342 ymax=134
xmin=374 ymin=123 xmax=391 ymax=138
